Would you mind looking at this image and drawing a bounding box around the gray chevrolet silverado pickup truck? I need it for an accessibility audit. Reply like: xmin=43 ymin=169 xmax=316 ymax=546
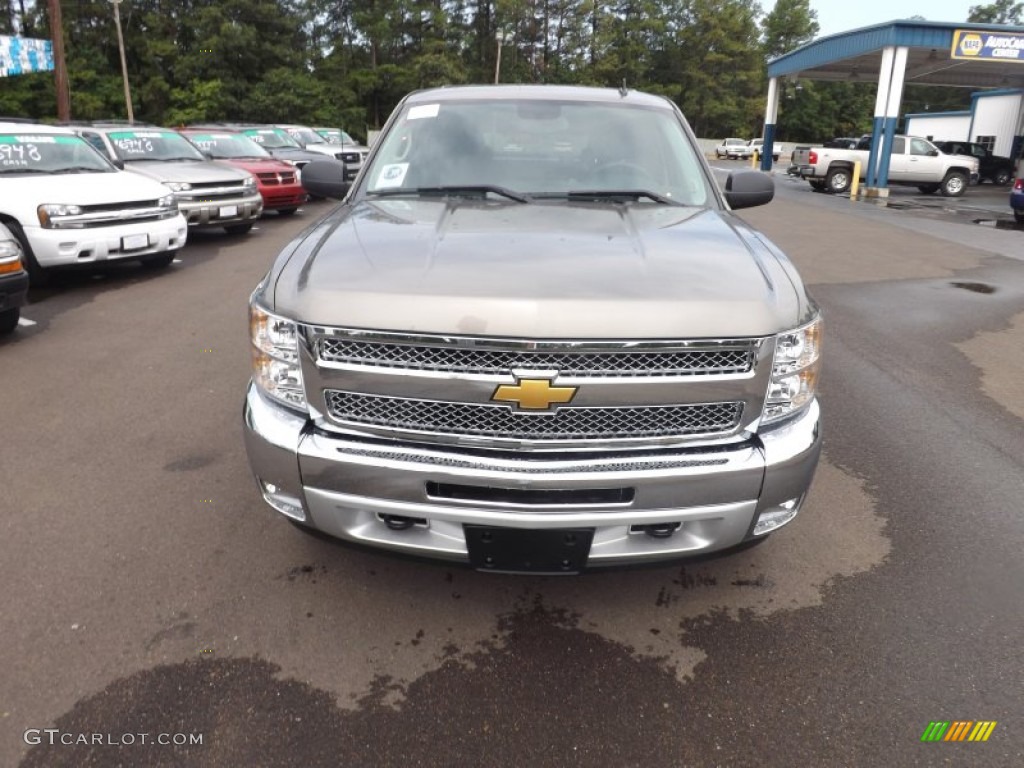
xmin=244 ymin=85 xmax=822 ymax=573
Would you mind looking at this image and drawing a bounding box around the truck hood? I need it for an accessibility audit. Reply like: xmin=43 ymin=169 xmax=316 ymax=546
xmin=123 ymin=159 xmax=249 ymax=184
xmin=272 ymin=199 xmax=805 ymax=339
xmin=0 ymin=170 xmax=170 ymax=208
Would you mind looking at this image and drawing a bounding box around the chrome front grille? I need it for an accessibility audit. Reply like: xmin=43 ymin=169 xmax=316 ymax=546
xmin=256 ymin=171 xmax=297 ymax=185
xmin=324 ymin=390 xmax=743 ymax=441
xmin=318 ymin=339 xmax=754 ymax=377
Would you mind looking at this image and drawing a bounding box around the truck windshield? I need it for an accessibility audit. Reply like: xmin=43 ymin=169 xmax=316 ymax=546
xmin=363 ymin=99 xmax=711 ymax=206
xmin=0 ymin=133 xmax=113 ymax=174
xmin=108 ymin=130 xmax=205 ymax=161
xmin=243 ymin=129 xmax=301 ymax=149
xmin=185 ymin=133 xmax=271 ymax=159
xmin=288 ymin=128 xmax=326 ymax=146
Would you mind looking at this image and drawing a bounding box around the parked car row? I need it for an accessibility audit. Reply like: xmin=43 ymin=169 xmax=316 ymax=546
xmin=714 ymin=137 xmax=783 ymax=161
xmin=0 ymin=118 xmax=363 ymax=336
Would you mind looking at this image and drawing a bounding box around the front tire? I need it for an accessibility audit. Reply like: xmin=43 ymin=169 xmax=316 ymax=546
xmin=139 ymin=251 xmax=175 ymax=269
xmin=826 ymin=167 xmax=851 ymax=194
xmin=277 ymin=207 xmax=298 ymax=217
xmin=0 ymin=307 xmax=19 ymax=335
xmin=940 ymin=171 xmax=967 ymax=197
xmin=993 ymin=169 xmax=1012 ymax=186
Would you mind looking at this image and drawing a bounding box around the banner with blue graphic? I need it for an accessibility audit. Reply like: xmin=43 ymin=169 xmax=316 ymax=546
xmin=0 ymin=35 xmax=55 ymax=77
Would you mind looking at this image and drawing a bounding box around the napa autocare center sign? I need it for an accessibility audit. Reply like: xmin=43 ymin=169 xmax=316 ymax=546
xmin=0 ymin=35 xmax=54 ymax=77
xmin=951 ymin=29 xmax=1024 ymax=61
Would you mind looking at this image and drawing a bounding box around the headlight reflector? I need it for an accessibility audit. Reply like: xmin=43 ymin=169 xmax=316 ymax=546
xmin=250 ymin=303 xmax=306 ymax=410
xmin=37 ymin=203 xmax=84 ymax=228
xmin=763 ymin=316 xmax=822 ymax=424
xmin=164 ymin=181 xmax=192 ymax=192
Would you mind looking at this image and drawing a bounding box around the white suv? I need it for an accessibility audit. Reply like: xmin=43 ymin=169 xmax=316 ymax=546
xmin=0 ymin=122 xmax=187 ymax=281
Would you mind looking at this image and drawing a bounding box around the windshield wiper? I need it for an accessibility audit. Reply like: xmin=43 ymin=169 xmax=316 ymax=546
xmin=369 ymin=185 xmax=531 ymax=203
xmin=563 ymin=189 xmax=681 ymax=205
xmin=0 ymin=167 xmax=50 ymax=174
xmin=56 ymin=166 xmax=107 ymax=174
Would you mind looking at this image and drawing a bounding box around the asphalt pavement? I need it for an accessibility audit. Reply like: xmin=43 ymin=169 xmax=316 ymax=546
xmin=2 ymin=179 xmax=1022 ymax=767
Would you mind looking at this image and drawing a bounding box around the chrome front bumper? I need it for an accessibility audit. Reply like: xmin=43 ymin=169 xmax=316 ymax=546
xmin=243 ymin=383 xmax=821 ymax=567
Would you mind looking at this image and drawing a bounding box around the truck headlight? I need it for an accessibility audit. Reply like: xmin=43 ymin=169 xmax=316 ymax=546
xmin=164 ymin=181 xmax=192 ymax=192
xmin=243 ymin=175 xmax=257 ymax=192
xmin=762 ymin=315 xmax=822 ymax=425
xmin=37 ymin=203 xmax=84 ymax=228
xmin=157 ymin=194 xmax=178 ymax=218
xmin=250 ymin=303 xmax=306 ymax=411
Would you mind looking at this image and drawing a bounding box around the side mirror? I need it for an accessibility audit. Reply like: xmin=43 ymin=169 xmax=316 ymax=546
xmin=724 ymin=170 xmax=774 ymax=210
xmin=112 ymin=158 xmax=125 ymax=170
xmin=301 ymin=160 xmax=352 ymax=200
xmin=929 ymin=149 xmax=939 ymax=157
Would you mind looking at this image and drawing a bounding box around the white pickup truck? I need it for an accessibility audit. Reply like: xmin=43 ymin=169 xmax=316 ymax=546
xmin=792 ymin=135 xmax=979 ymax=196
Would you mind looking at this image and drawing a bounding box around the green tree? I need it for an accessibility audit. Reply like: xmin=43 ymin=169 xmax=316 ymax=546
xmin=968 ymin=1 xmax=1023 ymax=24
xmin=762 ymin=0 xmax=818 ymax=60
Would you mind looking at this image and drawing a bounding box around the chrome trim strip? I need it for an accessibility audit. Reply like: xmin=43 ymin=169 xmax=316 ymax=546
xmin=302 ymin=325 xmax=767 ymax=355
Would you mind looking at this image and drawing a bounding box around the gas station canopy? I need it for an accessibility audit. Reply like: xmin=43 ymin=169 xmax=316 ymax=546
xmin=760 ymin=20 xmax=1024 ymax=193
xmin=768 ymin=20 xmax=1024 ymax=89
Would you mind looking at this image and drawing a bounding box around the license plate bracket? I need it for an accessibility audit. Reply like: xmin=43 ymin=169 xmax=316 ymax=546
xmin=120 ymin=233 xmax=149 ymax=251
xmin=218 ymin=204 xmax=238 ymax=218
xmin=464 ymin=525 xmax=594 ymax=574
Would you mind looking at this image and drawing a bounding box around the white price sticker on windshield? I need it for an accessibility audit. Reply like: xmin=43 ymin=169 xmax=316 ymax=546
xmin=376 ymin=163 xmax=408 ymax=188
xmin=408 ymin=104 xmax=440 ymax=120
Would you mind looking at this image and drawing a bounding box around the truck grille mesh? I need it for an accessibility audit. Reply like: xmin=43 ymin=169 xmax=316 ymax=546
xmin=318 ymin=340 xmax=753 ymax=377
xmin=325 ymin=390 xmax=743 ymax=441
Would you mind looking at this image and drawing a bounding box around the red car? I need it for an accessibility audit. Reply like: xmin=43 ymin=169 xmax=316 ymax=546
xmin=179 ymin=128 xmax=307 ymax=216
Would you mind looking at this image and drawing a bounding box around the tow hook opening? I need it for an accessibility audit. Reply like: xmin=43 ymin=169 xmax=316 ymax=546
xmin=378 ymin=513 xmax=427 ymax=531
xmin=630 ymin=522 xmax=682 ymax=539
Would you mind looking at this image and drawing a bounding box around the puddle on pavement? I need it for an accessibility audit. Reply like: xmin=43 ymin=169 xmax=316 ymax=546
xmin=950 ymin=281 xmax=996 ymax=294
xmin=972 ymin=218 xmax=1022 ymax=230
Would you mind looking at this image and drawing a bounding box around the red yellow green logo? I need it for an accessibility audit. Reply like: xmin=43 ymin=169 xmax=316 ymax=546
xmin=921 ymin=721 xmax=997 ymax=742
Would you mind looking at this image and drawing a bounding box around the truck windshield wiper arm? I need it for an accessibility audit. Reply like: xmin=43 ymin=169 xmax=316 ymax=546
xmin=369 ymin=185 xmax=532 ymax=203
xmin=563 ymin=189 xmax=681 ymax=205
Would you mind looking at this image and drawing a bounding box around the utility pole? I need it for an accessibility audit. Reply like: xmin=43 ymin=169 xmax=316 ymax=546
xmin=48 ymin=0 xmax=70 ymax=121
xmin=110 ymin=0 xmax=134 ymax=123
xmin=494 ymin=31 xmax=503 ymax=84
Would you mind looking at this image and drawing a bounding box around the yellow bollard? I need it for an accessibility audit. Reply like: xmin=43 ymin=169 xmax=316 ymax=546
xmin=751 ymin=150 xmax=759 ymax=169
xmin=850 ymin=160 xmax=861 ymax=199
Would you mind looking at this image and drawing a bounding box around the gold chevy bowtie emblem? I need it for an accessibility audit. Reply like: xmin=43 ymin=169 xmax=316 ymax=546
xmin=491 ymin=378 xmax=578 ymax=410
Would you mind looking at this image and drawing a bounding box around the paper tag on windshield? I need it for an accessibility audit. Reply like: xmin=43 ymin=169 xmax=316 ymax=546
xmin=376 ymin=163 xmax=408 ymax=188
xmin=408 ymin=104 xmax=440 ymax=120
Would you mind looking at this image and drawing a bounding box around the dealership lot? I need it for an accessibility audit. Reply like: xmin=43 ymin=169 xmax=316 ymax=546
xmin=3 ymin=183 xmax=1023 ymax=766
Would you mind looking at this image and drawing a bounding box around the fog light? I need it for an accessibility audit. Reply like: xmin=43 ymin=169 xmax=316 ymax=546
xmin=259 ymin=479 xmax=306 ymax=522
xmin=753 ymin=497 xmax=802 ymax=536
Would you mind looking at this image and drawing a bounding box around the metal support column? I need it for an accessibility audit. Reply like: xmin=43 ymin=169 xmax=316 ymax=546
xmin=761 ymin=77 xmax=780 ymax=172
xmin=865 ymin=46 xmax=894 ymax=191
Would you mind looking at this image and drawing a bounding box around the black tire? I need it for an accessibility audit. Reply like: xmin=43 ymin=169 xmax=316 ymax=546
xmin=139 ymin=251 xmax=175 ymax=269
xmin=3 ymin=220 xmax=48 ymax=287
xmin=225 ymin=222 xmax=253 ymax=235
xmin=277 ymin=207 xmax=299 ymax=217
xmin=1015 ymin=210 xmax=1024 ymax=224
xmin=940 ymin=171 xmax=967 ymax=197
xmin=826 ymin=167 xmax=851 ymax=194
xmin=993 ymin=169 xmax=1012 ymax=186
xmin=809 ymin=180 xmax=827 ymax=192
xmin=917 ymin=184 xmax=939 ymax=195
xmin=0 ymin=307 xmax=18 ymax=335
xmin=715 ymin=150 xmax=722 ymax=158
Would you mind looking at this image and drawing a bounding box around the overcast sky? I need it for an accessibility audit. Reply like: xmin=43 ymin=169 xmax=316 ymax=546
xmin=761 ymin=1 xmax=983 ymax=39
